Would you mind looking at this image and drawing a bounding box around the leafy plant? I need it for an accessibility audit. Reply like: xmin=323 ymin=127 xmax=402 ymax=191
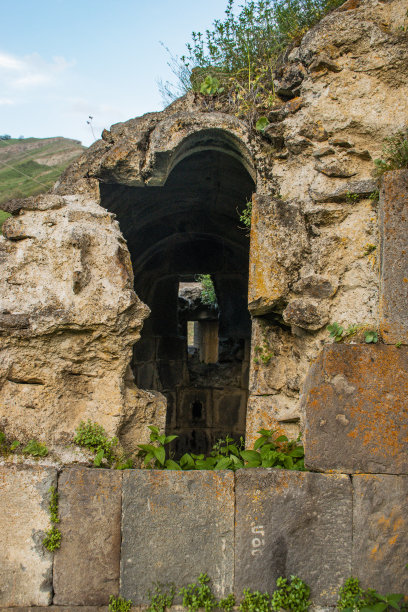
xmin=346 ymin=191 xmax=360 ymax=203
xmin=337 ymin=577 xmax=406 ymax=612
xmin=254 ymin=322 xmax=274 ymax=365
xmin=148 ymin=582 xmax=176 ymax=612
xmin=239 ymin=200 xmax=253 ymax=230
xmin=161 ymin=0 xmax=346 ymax=121
xmin=179 ymin=573 xmax=217 ymax=612
xmin=327 ymin=322 xmax=344 ymax=342
xmin=219 ymin=593 xmax=236 ymax=611
xmin=108 ymin=595 xmax=132 ymax=612
xmin=42 ymin=485 xmax=62 ymax=552
xmin=73 ymin=420 xmax=118 ymax=466
xmin=270 ymin=575 xmax=310 ymax=612
xmin=137 ymin=425 xmax=178 ymax=469
xmin=200 ymin=75 xmax=224 ymax=95
xmin=0 ymin=430 xmax=21 ymax=456
xmin=239 ymin=588 xmax=271 ymax=612
xmin=374 ymin=127 xmax=408 ymax=178
xmin=256 ymin=117 xmax=269 ymax=132
xmin=364 ymin=330 xmax=378 ymax=344
xmin=22 ymin=439 xmax=48 ymax=457
xmin=196 ymin=274 xmax=218 ymax=306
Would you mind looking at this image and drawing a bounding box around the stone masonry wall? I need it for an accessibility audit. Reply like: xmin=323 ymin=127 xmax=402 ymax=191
xmin=0 ymin=465 xmax=407 ymax=609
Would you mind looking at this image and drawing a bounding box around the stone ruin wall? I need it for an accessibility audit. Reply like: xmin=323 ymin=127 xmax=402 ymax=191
xmin=0 ymin=0 xmax=408 ymax=607
xmin=1 ymin=0 xmax=407 ymax=454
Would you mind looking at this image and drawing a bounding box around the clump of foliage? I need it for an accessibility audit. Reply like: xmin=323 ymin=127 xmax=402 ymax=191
xmin=240 ymin=588 xmax=271 ymax=612
xmin=23 ymin=439 xmax=48 ymax=457
xmin=254 ymin=323 xmax=274 ymax=366
xmin=108 ymin=595 xmax=132 ymax=612
xmin=179 ymin=573 xmax=217 ymax=612
xmin=148 ymin=582 xmax=176 ymax=612
xmin=0 ymin=430 xmax=20 ymax=456
xmin=270 ymin=576 xmax=310 ymax=612
xmin=160 ymin=0 xmax=346 ymax=120
xmin=42 ymin=485 xmax=62 ymax=552
xmin=196 ymin=274 xmax=218 ymax=306
xmin=73 ymin=420 xmax=119 ymax=466
xmin=337 ymin=577 xmax=406 ymax=612
xmin=219 ymin=593 xmax=236 ymax=611
xmin=137 ymin=425 xmax=179 ymax=469
xmin=327 ymin=323 xmax=378 ymax=344
xmin=374 ymin=127 xmax=408 ymax=178
xmin=239 ymin=200 xmax=253 ymax=230
xmin=138 ymin=428 xmax=305 ymax=472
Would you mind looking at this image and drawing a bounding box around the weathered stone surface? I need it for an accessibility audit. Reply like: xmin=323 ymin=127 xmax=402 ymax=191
xmin=292 ymin=274 xmax=337 ymax=298
xmin=248 ymin=195 xmax=308 ymax=315
xmin=0 ymin=466 xmax=57 ymax=607
xmin=303 ymin=344 xmax=408 ymax=474
xmin=309 ymin=179 xmax=377 ymax=203
xmin=246 ymin=395 xmax=300 ymax=447
xmin=0 ymin=193 xmax=166 ymax=452
xmin=121 ymin=470 xmax=234 ymax=603
xmin=53 ymin=468 xmax=122 ymax=605
xmin=234 ymin=469 xmax=352 ymax=605
xmin=283 ymin=298 xmax=328 ymax=330
xmin=379 ymin=169 xmax=408 ymax=344
xmin=353 ymin=474 xmax=408 ymax=594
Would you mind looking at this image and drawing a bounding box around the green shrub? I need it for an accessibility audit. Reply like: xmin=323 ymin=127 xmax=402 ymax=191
xmin=161 ymin=0 xmax=346 ymax=117
xmin=22 ymin=439 xmax=48 ymax=457
xmin=196 ymin=274 xmax=217 ymax=306
xmin=108 ymin=595 xmax=132 ymax=612
xmin=42 ymin=485 xmax=61 ymax=552
xmin=374 ymin=127 xmax=408 ymax=178
xmin=179 ymin=573 xmax=217 ymax=612
xmin=147 ymin=582 xmax=176 ymax=612
xmin=73 ymin=420 xmax=118 ymax=466
xmin=337 ymin=577 xmax=406 ymax=611
xmin=270 ymin=575 xmax=310 ymax=612
xmin=240 ymin=588 xmax=271 ymax=612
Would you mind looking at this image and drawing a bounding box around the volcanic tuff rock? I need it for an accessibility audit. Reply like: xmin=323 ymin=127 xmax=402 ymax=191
xmin=0 ymin=0 xmax=407 ymax=449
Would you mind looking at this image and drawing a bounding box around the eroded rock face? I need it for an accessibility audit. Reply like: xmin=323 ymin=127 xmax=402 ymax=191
xmin=0 ymin=0 xmax=407 ymax=452
xmin=0 ymin=194 xmax=165 ymax=450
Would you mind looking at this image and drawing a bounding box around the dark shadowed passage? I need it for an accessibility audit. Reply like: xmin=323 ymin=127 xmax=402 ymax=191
xmin=100 ymin=135 xmax=255 ymax=455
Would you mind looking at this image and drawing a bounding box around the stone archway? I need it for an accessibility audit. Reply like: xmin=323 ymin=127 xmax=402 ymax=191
xmin=100 ymin=134 xmax=256 ymax=455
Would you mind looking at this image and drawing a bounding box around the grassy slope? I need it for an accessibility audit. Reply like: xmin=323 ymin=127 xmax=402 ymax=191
xmin=0 ymin=137 xmax=85 ymax=207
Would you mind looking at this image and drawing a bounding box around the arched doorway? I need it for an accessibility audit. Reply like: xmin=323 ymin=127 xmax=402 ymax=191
xmin=100 ymin=131 xmax=255 ymax=455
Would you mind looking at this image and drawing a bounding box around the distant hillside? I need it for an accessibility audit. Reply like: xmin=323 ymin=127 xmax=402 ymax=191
xmin=0 ymin=136 xmax=86 ymax=208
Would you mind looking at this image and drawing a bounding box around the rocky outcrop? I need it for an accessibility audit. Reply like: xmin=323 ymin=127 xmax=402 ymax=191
xmin=0 ymin=193 xmax=165 ymax=450
xmin=0 ymin=0 xmax=407 ymax=451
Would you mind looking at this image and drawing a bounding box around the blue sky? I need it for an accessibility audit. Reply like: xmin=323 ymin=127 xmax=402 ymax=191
xmin=0 ymin=0 xmax=228 ymax=146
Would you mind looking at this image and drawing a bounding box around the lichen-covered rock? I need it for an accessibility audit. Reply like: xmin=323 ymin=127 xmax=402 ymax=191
xmin=302 ymin=344 xmax=408 ymax=474
xmin=0 ymin=193 xmax=165 ymax=450
xmin=0 ymin=466 xmax=57 ymax=607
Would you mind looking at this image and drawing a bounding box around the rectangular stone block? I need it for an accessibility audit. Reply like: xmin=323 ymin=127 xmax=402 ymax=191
xmin=0 ymin=465 xmax=57 ymax=607
xmin=53 ymin=468 xmax=122 ymax=606
xmin=248 ymin=195 xmax=307 ymax=315
xmin=121 ymin=470 xmax=234 ymax=603
xmin=234 ymin=469 xmax=352 ymax=606
xmin=353 ymin=474 xmax=408 ymax=594
xmin=379 ymin=169 xmax=408 ymax=343
xmin=303 ymin=344 xmax=408 ymax=474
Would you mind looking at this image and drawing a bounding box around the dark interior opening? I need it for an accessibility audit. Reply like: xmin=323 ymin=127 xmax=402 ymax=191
xmin=100 ymin=143 xmax=255 ymax=456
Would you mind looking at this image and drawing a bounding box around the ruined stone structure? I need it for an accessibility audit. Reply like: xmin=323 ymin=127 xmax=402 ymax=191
xmin=0 ymin=0 xmax=408 ymax=606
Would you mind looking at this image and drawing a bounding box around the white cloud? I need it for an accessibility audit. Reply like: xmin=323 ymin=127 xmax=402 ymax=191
xmin=0 ymin=50 xmax=74 ymax=92
xmin=0 ymin=52 xmax=25 ymax=71
xmin=0 ymin=98 xmax=14 ymax=106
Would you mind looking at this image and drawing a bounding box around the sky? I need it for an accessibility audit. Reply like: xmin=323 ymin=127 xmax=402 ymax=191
xmin=0 ymin=0 xmax=229 ymax=146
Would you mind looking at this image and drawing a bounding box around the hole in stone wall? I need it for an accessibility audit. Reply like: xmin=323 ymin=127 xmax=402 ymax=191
xmin=192 ymin=400 xmax=203 ymax=422
xmin=100 ymin=139 xmax=255 ymax=456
